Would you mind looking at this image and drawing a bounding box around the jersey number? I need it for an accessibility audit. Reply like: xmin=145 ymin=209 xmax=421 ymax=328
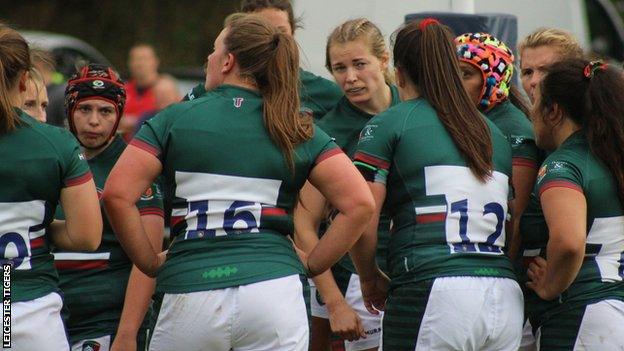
xmin=424 ymin=165 xmax=509 ymax=255
xmin=0 ymin=232 xmax=29 ymax=268
xmin=450 ymin=199 xmax=504 ymax=253
xmin=186 ymin=200 xmax=260 ymax=238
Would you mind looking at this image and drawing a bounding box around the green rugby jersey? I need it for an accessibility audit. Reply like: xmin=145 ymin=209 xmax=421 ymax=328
xmin=132 ymin=84 xmax=340 ymax=294
xmin=183 ymin=69 xmax=342 ymax=120
xmin=485 ymin=100 xmax=539 ymax=167
xmin=0 ymin=110 xmax=92 ymax=302
xmin=316 ymin=85 xmax=400 ymax=274
xmin=53 ymin=136 xmax=163 ymax=343
xmin=353 ymin=98 xmax=516 ymax=288
xmin=299 ymin=69 xmax=343 ymax=120
xmin=518 ymin=131 xmax=624 ymax=327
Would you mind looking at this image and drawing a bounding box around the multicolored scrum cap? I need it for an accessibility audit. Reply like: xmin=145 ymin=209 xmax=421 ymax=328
xmin=455 ymin=32 xmax=514 ymax=110
xmin=64 ymin=63 xmax=126 ymax=142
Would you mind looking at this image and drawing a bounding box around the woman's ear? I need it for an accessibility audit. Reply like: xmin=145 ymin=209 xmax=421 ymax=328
xmin=547 ymin=103 xmax=565 ymax=127
xmin=222 ymin=53 xmax=236 ymax=74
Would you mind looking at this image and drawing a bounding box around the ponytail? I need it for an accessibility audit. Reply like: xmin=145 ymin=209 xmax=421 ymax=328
xmin=0 ymin=24 xmax=30 ymax=135
xmin=225 ymin=14 xmax=312 ymax=171
xmin=540 ymin=59 xmax=624 ymax=204
xmin=393 ymin=19 xmax=492 ymax=181
xmin=260 ymin=31 xmax=312 ymax=169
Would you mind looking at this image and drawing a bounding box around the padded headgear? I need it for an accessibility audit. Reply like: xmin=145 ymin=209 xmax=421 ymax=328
xmin=455 ymin=33 xmax=514 ymax=110
xmin=64 ymin=64 xmax=126 ymax=141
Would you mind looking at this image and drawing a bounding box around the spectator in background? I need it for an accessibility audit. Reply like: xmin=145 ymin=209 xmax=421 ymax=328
xmin=153 ymin=74 xmax=181 ymax=111
xmin=518 ymin=27 xmax=583 ymax=103
xmin=119 ymin=43 xmax=160 ymax=139
xmin=134 ymin=74 xmax=181 ymax=134
xmin=21 ymin=67 xmax=48 ymax=122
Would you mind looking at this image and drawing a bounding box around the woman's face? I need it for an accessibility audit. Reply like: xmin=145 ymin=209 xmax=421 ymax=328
xmin=204 ymin=27 xmax=229 ymax=91
xmin=329 ymin=39 xmax=388 ymax=108
xmin=22 ymin=79 xmax=48 ymax=122
xmin=459 ymin=61 xmax=484 ymax=107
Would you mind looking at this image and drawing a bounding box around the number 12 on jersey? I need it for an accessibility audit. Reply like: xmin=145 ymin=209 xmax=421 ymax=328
xmin=424 ymin=166 xmax=509 ymax=255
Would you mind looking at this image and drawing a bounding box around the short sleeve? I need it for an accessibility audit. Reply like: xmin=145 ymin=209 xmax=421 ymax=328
xmin=137 ymin=182 xmax=164 ymax=217
xmin=130 ymin=110 xmax=172 ymax=159
xmin=309 ymin=126 xmax=342 ymax=165
xmin=536 ymin=158 xmax=584 ymax=197
xmin=60 ymin=132 xmax=92 ymax=187
xmin=510 ymin=135 xmax=540 ymax=168
xmin=353 ymin=113 xmax=398 ymax=184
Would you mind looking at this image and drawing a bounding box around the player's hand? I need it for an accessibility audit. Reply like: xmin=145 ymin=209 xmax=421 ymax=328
xmin=526 ymin=256 xmax=557 ymax=300
xmin=360 ymin=268 xmax=389 ymax=314
xmin=326 ymin=298 xmax=366 ymax=341
xmin=110 ymin=333 xmax=137 ymax=351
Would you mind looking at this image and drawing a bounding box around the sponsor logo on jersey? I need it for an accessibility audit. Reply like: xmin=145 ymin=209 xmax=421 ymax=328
xmin=187 ymin=89 xmax=196 ymax=101
xmin=202 ymin=266 xmax=238 ymax=279
xmin=92 ymin=80 xmax=104 ymax=89
xmin=359 ymin=124 xmax=377 ymax=142
xmin=141 ymin=187 xmax=154 ymax=201
xmin=233 ymin=97 xmax=244 ymax=108
xmin=510 ymin=135 xmax=525 ymax=146
xmin=549 ymin=161 xmax=568 ymax=171
xmin=82 ymin=340 xmax=101 ymax=351
xmin=78 ymin=153 xmax=86 ymax=160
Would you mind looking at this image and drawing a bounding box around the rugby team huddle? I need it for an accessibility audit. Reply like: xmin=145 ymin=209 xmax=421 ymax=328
xmin=1 ymin=0 xmax=624 ymax=350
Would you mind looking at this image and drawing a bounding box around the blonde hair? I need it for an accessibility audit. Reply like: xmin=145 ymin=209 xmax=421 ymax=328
xmin=28 ymin=67 xmax=45 ymax=94
xmin=518 ymin=27 xmax=583 ymax=59
xmin=326 ymin=18 xmax=393 ymax=84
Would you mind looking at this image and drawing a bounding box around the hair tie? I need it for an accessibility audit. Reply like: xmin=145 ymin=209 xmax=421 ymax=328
xmin=583 ymin=60 xmax=608 ymax=79
xmin=419 ymin=18 xmax=440 ymax=31
xmin=273 ymin=32 xmax=281 ymax=45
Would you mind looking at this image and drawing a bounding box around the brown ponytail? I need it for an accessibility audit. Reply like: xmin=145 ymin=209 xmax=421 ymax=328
xmin=393 ymin=20 xmax=492 ymax=181
xmin=539 ymin=59 xmax=624 ymax=204
xmin=0 ymin=24 xmax=31 ymax=135
xmin=224 ymin=14 xmax=313 ymax=170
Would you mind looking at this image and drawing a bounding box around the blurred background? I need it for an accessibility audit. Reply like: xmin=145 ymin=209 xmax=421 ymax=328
xmin=2 ymin=0 xmax=624 ymax=125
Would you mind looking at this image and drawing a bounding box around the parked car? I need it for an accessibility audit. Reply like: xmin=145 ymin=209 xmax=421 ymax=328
xmin=21 ymin=31 xmax=203 ymax=127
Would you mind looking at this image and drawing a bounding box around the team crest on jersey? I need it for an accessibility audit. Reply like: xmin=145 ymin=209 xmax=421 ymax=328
xmin=359 ymin=124 xmax=377 ymax=142
xmin=233 ymin=97 xmax=244 ymax=108
xmin=550 ymin=161 xmax=567 ymax=171
xmin=141 ymin=187 xmax=154 ymax=200
xmin=82 ymin=340 xmax=101 ymax=351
